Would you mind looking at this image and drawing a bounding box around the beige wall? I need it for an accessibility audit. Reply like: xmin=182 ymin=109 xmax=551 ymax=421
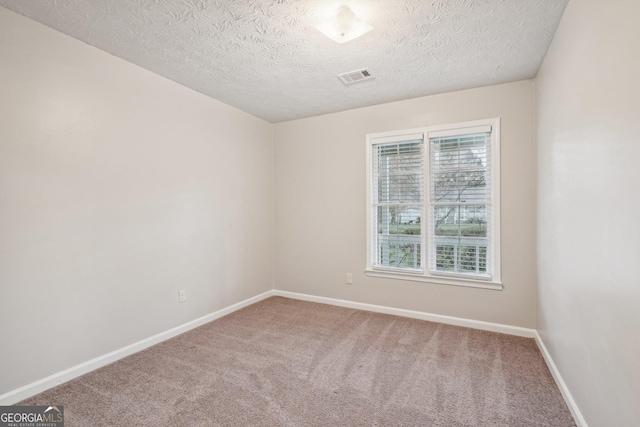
xmin=274 ymin=80 xmax=536 ymax=328
xmin=536 ymin=0 xmax=640 ymax=425
xmin=0 ymin=7 xmax=273 ymax=395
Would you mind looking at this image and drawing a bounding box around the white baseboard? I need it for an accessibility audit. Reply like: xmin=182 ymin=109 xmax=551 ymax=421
xmin=534 ymin=331 xmax=588 ymax=427
xmin=0 ymin=290 xmax=275 ymax=405
xmin=272 ymin=290 xmax=536 ymax=338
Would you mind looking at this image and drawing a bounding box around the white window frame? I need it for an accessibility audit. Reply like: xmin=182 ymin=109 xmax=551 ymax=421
xmin=365 ymin=118 xmax=502 ymax=290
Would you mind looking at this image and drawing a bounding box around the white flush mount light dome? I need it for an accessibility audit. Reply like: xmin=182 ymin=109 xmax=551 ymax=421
xmin=316 ymin=5 xmax=373 ymax=44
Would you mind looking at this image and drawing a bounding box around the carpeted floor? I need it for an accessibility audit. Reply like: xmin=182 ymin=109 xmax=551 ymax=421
xmin=20 ymin=296 xmax=575 ymax=426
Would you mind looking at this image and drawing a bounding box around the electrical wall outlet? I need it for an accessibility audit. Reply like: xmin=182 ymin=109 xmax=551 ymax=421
xmin=346 ymin=273 xmax=353 ymax=285
xmin=178 ymin=289 xmax=187 ymax=303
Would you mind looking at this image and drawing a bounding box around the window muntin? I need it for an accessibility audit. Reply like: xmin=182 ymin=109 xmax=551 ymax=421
xmin=366 ymin=119 xmax=500 ymax=288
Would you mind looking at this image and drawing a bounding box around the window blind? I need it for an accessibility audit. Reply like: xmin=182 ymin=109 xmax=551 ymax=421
xmin=429 ymin=131 xmax=491 ymax=277
xmin=371 ymin=138 xmax=424 ymax=270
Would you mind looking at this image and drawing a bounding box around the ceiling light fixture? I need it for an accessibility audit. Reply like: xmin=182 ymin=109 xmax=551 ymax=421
xmin=316 ymin=5 xmax=373 ymax=44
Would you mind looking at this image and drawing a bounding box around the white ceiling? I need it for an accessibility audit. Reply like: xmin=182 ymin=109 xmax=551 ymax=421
xmin=0 ymin=0 xmax=568 ymax=123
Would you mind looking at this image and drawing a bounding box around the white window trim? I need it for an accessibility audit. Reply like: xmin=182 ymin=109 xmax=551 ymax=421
xmin=365 ymin=118 xmax=502 ymax=291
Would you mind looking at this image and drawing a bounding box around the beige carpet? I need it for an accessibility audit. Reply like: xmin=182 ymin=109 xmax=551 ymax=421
xmin=20 ymin=296 xmax=575 ymax=426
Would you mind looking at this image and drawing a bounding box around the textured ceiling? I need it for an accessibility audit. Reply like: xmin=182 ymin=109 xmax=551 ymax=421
xmin=0 ymin=0 xmax=568 ymax=123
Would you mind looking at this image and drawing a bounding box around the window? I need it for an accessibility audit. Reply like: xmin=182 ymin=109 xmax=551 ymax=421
xmin=365 ymin=119 xmax=501 ymax=290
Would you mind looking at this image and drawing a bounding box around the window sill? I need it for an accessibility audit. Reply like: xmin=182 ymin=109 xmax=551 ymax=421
xmin=364 ymin=269 xmax=503 ymax=290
